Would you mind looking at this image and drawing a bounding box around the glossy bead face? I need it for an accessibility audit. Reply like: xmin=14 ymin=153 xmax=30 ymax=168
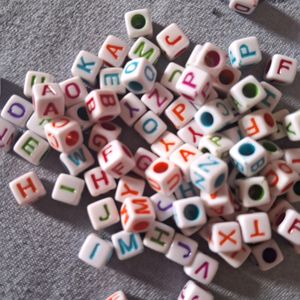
xmin=177 ymin=280 xmax=214 ymax=300
xmin=0 ymin=117 xmax=16 ymax=152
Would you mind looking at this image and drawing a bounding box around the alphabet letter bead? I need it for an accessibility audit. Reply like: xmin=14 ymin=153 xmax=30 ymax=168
xmin=177 ymin=120 xmax=204 ymax=147
xmin=125 ymin=8 xmax=153 ymax=38
xmin=190 ymin=153 xmax=228 ymax=193
xmin=156 ymin=23 xmax=190 ymax=60
xmin=14 ymin=130 xmax=49 ymax=165
xmin=237 ymin=212 xmax=272 ymax=244
xmin=143 ymin=221 xmax=175 ymax=253
xmin=120 ymin=197 xmax=155 ymax=233
xmin=284 ymin=110 xmax=300 ymax=141
xmin=87 ymin=197 xmax=120 ymax=230
xmin=165 ymin=233 xmax=197 ymax=265
xmin=269 ymin=109 xmax=289 ymax=141
xmin=1 ymin=95 xmax=33 ymax=128
xmin=150 ymin=193 xmax=175 ymax=222
xmin=111 ymin=231 xmax=144 ymax=260
xmin=0 ymin=117 xmax=16 ymax=152
xmin=277 ymin=209 xmax=300 ymax=245
xmin=265 ymin=54 xmax=297 ymax=85
xmin=98 ymin=140 xmax=135 ymax=179
xmin=71 ymin=50 xmax=102 ymax=86
xmin=183 ymin=252 xmax=219 ymax=284
xmin=178 ymin=280 xmax=213 ymax=300
xmin=121 ymin=58 xmax=157 ymax=94
xmin=133 ymin=147 xmax=158 ymax=178
xmin=24 ymin=70 xmax=55 ymax=98
xmin=44 ymin=117 xmax=83 ymax=153
xmin=78 ymin=233 xmax=113 ymax=268
xmin=66 ymin=102 xmax=92 ymax=131
xmin=9 ymin=171 xmax=46 ymax=205
xmin=173 ymin=197 xmax=207 ymax=229
xmin=218 ymin=243 xmax=251 ymax=268
xmin=260 ymin=140 xmax=283 ymax=162
xmin=284 ymin=148 xmax=300 ymax=173
xmin=32 ymin=83 xmax=65 ymax=118
xmin=175 ymin=182 xmax=200 ymax=202
xmin=99 ymin=67 xmax=126 ymax=94
xmin=201 ymin=183 xmax=231 ymax=208
xmin=26 ymin=113 xmax=52 ymax=138
xmin=229 ymin=137 xmax=267 ymax=177
xmin=256 ymin=82 xmax=282 ymax=112
xmin=105 ymin=291 xmax=127 ymax=300
xmin=160 ymin=62 xmax=184 ymax=94
xmin=52 ymin=174 xmax=85 ymax=206
xmin=268 ymin=200 xmax=294 ymax=231
xmin=229 ymin=0 xmax=258 ymax=14
xmin=84 ymin=167 xmax=116 ymax=197
xmin=134 ymin=111 xmax=167 ymax=144
xmin=145 ymin=158 xmax=183 ymax=195
xmin=85 ymin=90 xmax=121 ymax=123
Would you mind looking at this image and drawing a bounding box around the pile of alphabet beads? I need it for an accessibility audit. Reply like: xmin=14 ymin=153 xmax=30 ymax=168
xmin=2 ymin=6 xmax=300 ymax=300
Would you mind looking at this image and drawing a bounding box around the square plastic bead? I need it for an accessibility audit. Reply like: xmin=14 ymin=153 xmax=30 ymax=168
xmin=0 ymin=117 xmax=16 ymax=152
xmin=1 ymin=95 xmax=33 ymax=128
xmin=277 ymin=209 xmax=300 ymax=245
xmin=24 ymin=70 xmax=55 ymax=98
xmin=201 ymin=183 xmax=231 ymax=208
xmin=26 ymin=113 xmax=52 ymax=138
xmin=59 ymin=144 xmax=95 ymax=176
xmin=9 ymin=171 xmax=46 ymax=205
xmin=84 ymin=166 xmax=116 ymax=197
xmin=237 ymin=212 xmax=272 ymax=244
xmin=178 ymin=280 xmax=213 ymax=300
xmin=115 ymin=175 xmax=145 ymax=203
xmin=269 ymin=109 xmax=289 ymax=141
xmin=229 ymin=0 xmax=259 ymax=14
xmin=105 ymin=291 xmax=127 ymax=300
xmin=125 ymin=9 xmax=153 ymax=39
xmin=66 ymin=103 xmax=92 ymax=131
xmin=132 ymin=147 xmax=158 ymax=178
xmin=256 ymin=82 xmax=282 ymax=111
xmin=160 ymin=62 xmax=184 ymax=94
xmin=177 ymin=120 xmax=204 ymax=147
xmin=13 ymin=130 xmax=49 ymax=165
xmin=175 ymin=181 xmax=200 ymax=202
xmin=218 ymin=243 xmax=251 ymax=268
xmin=268 ymin=200 xmax=294 ymax=231
xmin=259 ymin=140 xmax=283 ymax=162
xmin=52 ymin=174 xmax=85 ymax=206
xmin=128 ymin=37 xmax=160 ymax=64
xmin=190 ymin=153 xmax=228 ymax=194
xmin=165 ymin=233 xmax=197 ymax=266
xmin=111 ymin=231 xmax=144 ymax=260
xmin=284 ymin=110 xmax=300 ymax=142
xmin=78 ymin=233 xmax=113 ymax=269
xmin=143 ymin=221 xmax=175 ymax=253
xmin=99 ymin=67 xmax=126 ymax=94
xmin=150 ymin=193 xmax=175 ymax=222
xmin=71 ymin=50 xmax=102 ymax=86
xmin=284 ymin=148 xmax=300 ymax=173
xmin=156 ymin=23 xmax=189 ymax=60
xmin=134 ymin=111 xmax=167 ymax=144
xmin=183 ymin=251 xmax=219 ymax=285
xmin=87 ymin=197 xmax=120 ymax=230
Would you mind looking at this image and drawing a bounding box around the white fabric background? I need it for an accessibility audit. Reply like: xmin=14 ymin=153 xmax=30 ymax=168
xmin=0 ymin=0 xmax=300 ymax=299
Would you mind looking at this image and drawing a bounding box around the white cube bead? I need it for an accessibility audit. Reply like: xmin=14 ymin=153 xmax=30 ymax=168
xmin=269 ymin=109 xmax=289 ymax=141
xmin=120 ymin=196 xmax=155 ymax=233
xmin=265 ymin=54 xmax=297 ymax=85
xmin=59 ymin=76 xmax=88 ymax=108
xmin=121 ymin=58 xmax=157 ymax=94
xmin=24 ymin=70 xmax=55 ymax=98
xmin=105 ymin=291 xmax=128 ymax=300
xmin=178 ymin=280 xmax=214 ymax=300
xmin=143 ymin=221 xmax=175 ymax=253
xmin=186 ymin=44 xmax=202 ymax=67
xmin=87 ymin=197 xmax=120 ymax=230
xmin=183 ymin=251 xmax=219 ymax=285
xmin=128 ymin=37 xmax=160 ymax=64
xmin=98 ymin=35 xmax=128 ymax=67
xmin=78 ymin=233 xmax=113 ymax=268
xmin=150 ymin=193 xmax=175 ymax=222
xmin=268 ymin=200 xmax=294 ymax=231
xmin=52 ymin=174 xmax=85 ymax=206
xmin=71 ymin=50 xmax=102 ymax=86
xmin=0 ymin=117 xmax=16 ymax=152
xmin=229 ymin=137 xmax=267 ymax=177
xmin=59 ymin=144 xmax=95 ymax=176
xmin=1 ymin=95 xmax=33 ymax=128
xmin=9 ymin=171 xmax=46 ymax=205
xmin=218 ymin=243 xmax=251 ymax=268
xmin=26 ymin=113 xmax=52 ymax=138
xmin=277 ymin=209 xmax=300 ymax=245
xmin=229 ymin=36 xmax=261 ymax=67
xmin=146 ymin=157 xmax=183 ymax=195
xmin=256 ymin=82 xmax=282 ymax=111
xmin=259 ymin=140 xmax=283 ymax=162
xmin=44 ymin=117 xmax=83 ymax=154
xmin=284 ymin=110 xmax=300 ymax=141
xmin=165 ymin=96 xmax=197 ymax=129
xmin=14 ymin=130 xmax=49 ymax=165
xmin=111 ymin=231 xmax=144 ymax=260
xmin=124 ymin=9 xmax=153 ymax=39
xmin=66 ymin=102 xmax=92 ymax=131
xmin=165 ymin=233 xmax=197 ymax=265
xmin=98 ymin=140 xmax=135 ymax=179
xmin=190 ymin=153 xmax=228 ymax=193
xmin=287 ymin=179 xmax=300 ymax=203
xmin=134 ymin=111 xmax=167 ymax=144
xmin=85 ymin=89 xmax=120 ymax=123
xmin=177 ymin=119 xmax=204 ymax=147
xmin=115 ymin=175 xmax=145 ymax=203
xmin=194 ymin=99 xmax=233 ymax=134
xmin=175 ymin=183 xmax=199 ymax=202
xmin=237 ymin=212 xmax=272 ymax=244
xmin=284 ymin=148 xmax=300 ymax=173
xmin=204 ymin=199 xmax=235 ymax=218
xmin=229 ymin=0 xmax=259 ymax=14
xmin=32 ymin=83 xmax=65 ymax=118
xmin=84 ymin=166 xmax=116 ymax=197
xmin=132 ymin=147 xmax=158 ymax=178
xmin=156 ymin=23 xmax=189 ymax=60
xmin=173 ymin=197 xmax=207 ymax=229
xmin=99 ymin=67 xmax=126 ymax=94
xmin=201 ymin=183 xmax=231 ymax=208
xmin=141 ymin=83 xmax=173 ymax=115
xmin=160 ymin=62 xmax=184 ymax=94
xmin=88 ymin=122 xmax=121 ymax=152
xmin=230 ymin=75 xmax=267 ymax=113
xmin=252 ymin=239 xmax=284 ymax=271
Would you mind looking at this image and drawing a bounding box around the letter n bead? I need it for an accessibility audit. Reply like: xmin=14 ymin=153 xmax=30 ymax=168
xmin=120 ymin=197 xmax=155 ymax=233
xmin=9 ymin=171 xmax=46 ymax=205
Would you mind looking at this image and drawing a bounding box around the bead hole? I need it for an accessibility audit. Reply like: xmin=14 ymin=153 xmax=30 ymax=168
xmin=205 ymin=51 xmax=221 ymax=68
xmin=242 ymin=83 xmax=258 ymax=98
xmin=131 ymin=14 xmax=146 ymax=29
xmin=248 ymin=184 xmax=264 ymax=200
xmin=219 ymin=69 xmax=234 ymax=85
xmin=201 ymin=112 xmax=214 ymax=127
xmin=238 ymin=143 xmax=255 ymax=156
xmin=154 ymin=162 xmax=169 ymax=173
